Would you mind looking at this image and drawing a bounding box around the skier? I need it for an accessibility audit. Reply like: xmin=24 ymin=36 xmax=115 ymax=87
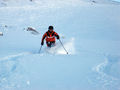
xmin=41 ymin=26 xmax=60 ymax=47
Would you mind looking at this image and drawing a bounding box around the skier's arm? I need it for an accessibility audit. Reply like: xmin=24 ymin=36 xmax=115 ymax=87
xmin=54 ymin=32 xmax=60 ymax=39
xmin=41 ymin=33 xmax=47 ymax=45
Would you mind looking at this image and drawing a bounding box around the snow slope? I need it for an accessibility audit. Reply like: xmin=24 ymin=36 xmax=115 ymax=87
xmin=0 ymin=0 xmax=120 ymax=7
xmin=0 ymin=0 xmax=120 ymax=90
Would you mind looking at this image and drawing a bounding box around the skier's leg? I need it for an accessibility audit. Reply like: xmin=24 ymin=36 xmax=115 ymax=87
xmin=46 ymin=41 xmax=55 ymax=47
xmin=46 ymin=42 xmax=51 ymax=47
xmin=51 ymin=41 xmax=55 ymax=47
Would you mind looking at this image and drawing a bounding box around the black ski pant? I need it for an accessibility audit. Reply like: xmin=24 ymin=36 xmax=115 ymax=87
xmin=46 ymin=41 xmax=55 ymax=47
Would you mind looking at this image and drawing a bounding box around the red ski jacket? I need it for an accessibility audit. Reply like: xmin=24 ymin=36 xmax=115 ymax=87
xmin=42 ymin=30 xmax=59 ymax=42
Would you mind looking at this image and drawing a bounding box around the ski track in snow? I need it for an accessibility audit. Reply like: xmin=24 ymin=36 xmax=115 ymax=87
xmin=88 ymin=55 xmax=120 ymax=90
xmin=0 ymin=52 xmax=31 ymax=89
xmin=0 ymin=52 xmax=30 ymax=62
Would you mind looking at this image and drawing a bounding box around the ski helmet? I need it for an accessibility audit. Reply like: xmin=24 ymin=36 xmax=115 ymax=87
xmin=48 ymin=26 xmax=54 ymax=30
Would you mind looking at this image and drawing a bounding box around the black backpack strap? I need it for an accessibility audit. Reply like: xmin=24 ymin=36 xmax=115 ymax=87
xmin=46 ymin=31 xmax=50 ymax=36
xmin=52 ymin=32 xmax=55 ymax=36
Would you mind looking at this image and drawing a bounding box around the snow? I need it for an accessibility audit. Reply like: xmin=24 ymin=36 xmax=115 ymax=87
xmin=0 ymin=0 xmax=120 ymax=90
xmin=0 ymin=32 xmax=3 ymax=36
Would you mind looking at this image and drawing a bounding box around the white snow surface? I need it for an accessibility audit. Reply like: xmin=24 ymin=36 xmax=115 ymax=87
xmin=0 ymin=0 xmax=120 ymax=90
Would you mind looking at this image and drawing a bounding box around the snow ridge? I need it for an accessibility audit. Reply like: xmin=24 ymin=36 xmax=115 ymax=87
xmin=90 ymin=55 xmax=120 ymax=89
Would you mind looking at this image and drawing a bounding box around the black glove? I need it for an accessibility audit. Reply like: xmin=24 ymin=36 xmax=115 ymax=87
xmin=56 ymin=35 xmax=60 ymax=39
xmin=41 ymin=41 xmax=44 ymax=45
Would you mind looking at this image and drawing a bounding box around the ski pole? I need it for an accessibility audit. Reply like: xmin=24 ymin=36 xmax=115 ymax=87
xmin=38 ymin=45 xmax=42 ymax=53
xmin=59 ymin=39 xmax=68 ymax=54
